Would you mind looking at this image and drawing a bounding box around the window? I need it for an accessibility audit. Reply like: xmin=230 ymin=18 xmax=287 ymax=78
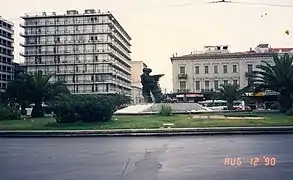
xmin=247 ymin=64 xmax=253 ymax=73
xmin=232 ymin=65 xmax=237 ymax=73
xmin=179 ymin=81 xmax=186 ymax=90
xmin=179 ymin=66 xmax=185 ymax=74
xmin=233 ymin=80 xmax=238 ymax=86
xmin=204 ymin=81 xmax=209 ymax=90
xmin=214 ymin=65 xmax=218 ymax=74
xmin=76 ymin=67 xmax=79 ymax=72
xmin=195 ymin=66 xmax=199 ymax=74
xmin=223 ymin=65 xmax=228 ymax=73
xmin=224 ymin=80 xmax=228 ymax=85
xmin=204 ymin=66 xmax=209 ymax=74
xmin=195 ymin=81 xmax=200 ymax=90
xmin=214 ymin=80 xmax=219 ymax=90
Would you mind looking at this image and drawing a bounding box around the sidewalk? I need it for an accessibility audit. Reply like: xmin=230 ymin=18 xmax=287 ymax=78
xmin=1 ymin=126 xmax=293 ymax=137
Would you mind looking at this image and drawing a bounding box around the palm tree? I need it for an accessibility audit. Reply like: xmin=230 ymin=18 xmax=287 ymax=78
xmin=247 ymin=54 xmax=293 ymax=112
xmin=6 ymin=71 xmax=70 ymax=117
xmin=217 ymin=84 xmax=244 ymax=110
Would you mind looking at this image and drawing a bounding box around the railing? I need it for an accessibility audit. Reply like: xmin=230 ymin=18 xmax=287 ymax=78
xmin=20 ymin=19 xmax=111 ymax=27
xmin=176 ymin=89 xmax=190 ymax=93
xmin=111 ymin=32 xmax=131 ymax=51
xmin=201 ymin=89 xmax=214 ymax=93
xmin=20 ymin=29 xmax=112 ymax=36
xmin=178 ymin=73 xmax=188 ymax=79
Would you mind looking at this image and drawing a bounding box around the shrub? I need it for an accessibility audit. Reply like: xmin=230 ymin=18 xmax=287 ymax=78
xmin=44 ymin=106 xmax=53 ymax=114
xmin=270 ymin=102 xmax=280 ymax=110
xmin=110 ymin=94 xmax=132 ymax=110
xmin=286 ymin=108 xmax=293 ymax=116
xmin=159 ymin=104 xmax=172 ymax=116
xmin=53 ymin=98 xmax=81 ymax=123
xmin=20 ymin=108 xmax=27 ymax=115
xmin=53 ymin=95 xmax=116 ymax=123
xmin=0 ymin=105 xmax=21 ymax=120
xmin=31 ymin=105 xmax=44 ymax=118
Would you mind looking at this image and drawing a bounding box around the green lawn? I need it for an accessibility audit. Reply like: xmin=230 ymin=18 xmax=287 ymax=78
xmin=0 ymin=112 xmax=293 ymax=130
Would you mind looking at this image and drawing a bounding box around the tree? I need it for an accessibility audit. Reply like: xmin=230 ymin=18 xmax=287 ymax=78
xmin=5 ymin=74 xmax=31 ymax=114
xmin=6 ymin=71 xmax=70 ymax=117
xmin=247 ymin=54 xmax=293 ymax=112
xmin=216 ymin=84 xmax=243 ymax=110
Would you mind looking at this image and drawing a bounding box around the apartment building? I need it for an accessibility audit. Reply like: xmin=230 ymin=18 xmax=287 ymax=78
xmin=171 ymin=44 xmax=293 ymax=95
xmin=20 ymin=9 xmax=132 ymax=95
xmin=0 ymin=17 xmax=14 ymax=92
xmin=131 ymin=61 xmax=147 ymax=104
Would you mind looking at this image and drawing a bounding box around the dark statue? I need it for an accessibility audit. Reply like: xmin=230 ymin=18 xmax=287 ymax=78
xmin=140 ymin=68 xmax=166 ymax=103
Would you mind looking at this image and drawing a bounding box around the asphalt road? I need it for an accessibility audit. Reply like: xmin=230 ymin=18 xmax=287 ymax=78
xmin=1 ymin=135 xmax=293 ymax=180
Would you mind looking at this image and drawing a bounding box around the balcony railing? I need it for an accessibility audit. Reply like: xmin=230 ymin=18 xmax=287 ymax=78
xmin=20 ymin=29 xmax=112 ymax=37
xmin=201 ymin=89 xmax=214 ymax=93
xmin=178 ymin=73 xmax=188 ymax=79
xmin=20 ymin=19 xmax=111 ymax=27
xmin=176 ymin=89 xmax=190 ymax=93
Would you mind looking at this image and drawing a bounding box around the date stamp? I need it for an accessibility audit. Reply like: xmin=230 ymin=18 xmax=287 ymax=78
xmin=224 ymin=157 xmax=276 ymax=167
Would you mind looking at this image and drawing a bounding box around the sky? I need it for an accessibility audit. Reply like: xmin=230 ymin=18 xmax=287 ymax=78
xmin=1 ymin=0 xmax=293 ymax=91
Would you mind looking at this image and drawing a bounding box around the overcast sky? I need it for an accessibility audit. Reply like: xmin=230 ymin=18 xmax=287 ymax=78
xmin=1 ymin=0 xmax=293 ymax=91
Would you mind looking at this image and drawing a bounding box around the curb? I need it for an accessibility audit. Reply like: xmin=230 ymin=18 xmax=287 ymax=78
xmin=1 ymin=127 xmax=293 ymax=137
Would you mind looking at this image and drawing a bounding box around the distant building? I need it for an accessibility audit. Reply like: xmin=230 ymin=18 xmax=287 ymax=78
xmin=170 ymin=44 xmax=293 ymax=102
xmin=13 ymin=62 xmax=26 ymax=76
xmin=20 ymin=10 xmax=132 ymax=95
xmin=131 ymin=61 xmax=147 ymax=104
xmin=0 ymin=17 xmax=14 ymax=92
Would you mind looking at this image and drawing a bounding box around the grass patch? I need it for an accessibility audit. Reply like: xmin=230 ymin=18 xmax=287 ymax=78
xmin=0 ymin=112 xmax=293 ymax=130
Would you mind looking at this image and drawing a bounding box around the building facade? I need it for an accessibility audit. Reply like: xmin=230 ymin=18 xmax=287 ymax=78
xmin=0 ymin=17 xmax=14 ymax=92
xmin=171 ymin=44 xmax=293 ymax=96
xmin=131 ymin=61 xmax=147 ymax=104
xmin=20 ymin=10 xmax=132 ymax=95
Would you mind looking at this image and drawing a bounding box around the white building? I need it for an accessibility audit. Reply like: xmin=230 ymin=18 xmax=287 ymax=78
xmin=131 ymin=61 xmax=147 ymax=104
xmin=0 ymin=17 xmax=14 ymax=92
xmin=20 ymin=10 xmax=132 ymax=95
xmin=171 ymin=44 xmax=293 ymax=94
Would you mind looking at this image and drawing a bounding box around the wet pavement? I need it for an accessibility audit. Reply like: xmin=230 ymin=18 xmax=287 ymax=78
xmin=0 ymin=134 xmax=293 ymax=180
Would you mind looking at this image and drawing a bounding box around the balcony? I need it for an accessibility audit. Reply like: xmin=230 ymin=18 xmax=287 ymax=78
xmin=178 ymin=73 xmax=188 ymax=79
xmin=201 ymin=89 xmax=214 ymax=93
xmin=176 ymin=89 xmax=190 ymax=93
xmin=20 ymin=29 xmax=112 ymax=37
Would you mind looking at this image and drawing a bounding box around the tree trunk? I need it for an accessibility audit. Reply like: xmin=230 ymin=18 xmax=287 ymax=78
xmin=31 ymin=102 xmax=44 ymax=118
xmin=279 ymin=94 xmax=292 ymax=113
xmin=227 ymin=101 xmax=234 ymax=110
